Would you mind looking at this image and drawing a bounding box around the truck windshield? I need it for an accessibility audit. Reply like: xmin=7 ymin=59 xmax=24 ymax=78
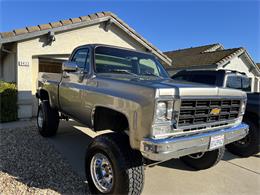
xmin=94 ymin=46 xmax=169 ymax=78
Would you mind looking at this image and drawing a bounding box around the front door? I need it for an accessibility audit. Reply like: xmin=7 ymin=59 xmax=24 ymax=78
xmin=59 ymin=48 xmax=91 ymax=123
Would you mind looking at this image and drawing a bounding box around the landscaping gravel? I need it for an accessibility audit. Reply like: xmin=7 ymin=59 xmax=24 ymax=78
xmin=0 ymin=124 xmax=88 ymax=194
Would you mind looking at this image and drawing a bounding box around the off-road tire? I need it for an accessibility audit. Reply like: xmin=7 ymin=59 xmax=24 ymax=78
xmin=85 ymin=132 xmax=144 ymax=195
xmin=181 ymin=147 xmax=225 ymax=170
xmin=226 ymin=119 xmax=259 ymax=157
xmin=37 ymin=100 xmax=59 ymax=137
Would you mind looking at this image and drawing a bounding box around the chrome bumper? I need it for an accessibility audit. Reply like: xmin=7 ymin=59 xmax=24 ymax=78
xmin=141 ymin=123 xmax=249 ymax=161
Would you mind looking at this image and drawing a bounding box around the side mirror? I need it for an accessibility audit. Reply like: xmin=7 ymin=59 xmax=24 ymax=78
xmin=62 ymin=61 xmax=78 ymax=72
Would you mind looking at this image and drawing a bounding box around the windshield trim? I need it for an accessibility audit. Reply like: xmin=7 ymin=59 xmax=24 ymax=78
xmin=93 ymin=45 xmax=169 ymax=79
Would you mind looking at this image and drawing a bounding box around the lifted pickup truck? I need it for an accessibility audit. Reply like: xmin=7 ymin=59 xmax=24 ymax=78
xmin=172 ymin=69 xmax=259 ymax=157
xmin=37 ymin=45 xmax=248 ymax=195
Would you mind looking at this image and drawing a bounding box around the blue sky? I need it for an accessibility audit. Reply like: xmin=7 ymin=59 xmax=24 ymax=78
xmin=1 ymin=0 xmax=259 ymax=61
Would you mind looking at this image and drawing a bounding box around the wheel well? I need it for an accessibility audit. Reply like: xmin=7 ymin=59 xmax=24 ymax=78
xmin=93 ymin=107 xmax=129 ymax=132
xmin=244 ymin=112 xmax=259 ymax=128
xmin=38 ymin=89 xmax=49 ymax=101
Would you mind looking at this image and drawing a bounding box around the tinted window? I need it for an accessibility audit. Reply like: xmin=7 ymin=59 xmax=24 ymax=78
xmin=71 ymin=48 xmax=89 ymax=69
xmin=172 ymin=74 xmax=216 ymax=85
xmin=172 ymin=75 xmax=190 ymax=81
xmin=226 ymin=76 xmax=242 ymax=89
xmin=191 ymin=74 xmax=216 ymax=85
xmin=242 ymin=77 xmax=251 ymax=91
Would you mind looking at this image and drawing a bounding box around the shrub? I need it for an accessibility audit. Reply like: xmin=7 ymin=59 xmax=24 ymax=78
xmin=0 ymin=81 xmax=18 ymax=122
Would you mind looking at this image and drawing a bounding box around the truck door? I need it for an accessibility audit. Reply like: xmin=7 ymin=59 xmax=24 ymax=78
xmin=59 ymin=48 xmax=91 ymax=122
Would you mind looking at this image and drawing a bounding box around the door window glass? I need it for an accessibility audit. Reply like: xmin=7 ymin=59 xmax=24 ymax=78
xmin=71 ymin=48 xmax=89 ymax=69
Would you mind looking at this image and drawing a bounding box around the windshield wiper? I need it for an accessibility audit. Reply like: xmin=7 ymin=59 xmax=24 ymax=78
xmin=111 ymin=69 xmax=138 ymax=76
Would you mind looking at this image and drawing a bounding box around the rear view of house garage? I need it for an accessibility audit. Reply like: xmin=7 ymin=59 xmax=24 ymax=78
xmin=0 ymin=12 xmax=171 ymax=119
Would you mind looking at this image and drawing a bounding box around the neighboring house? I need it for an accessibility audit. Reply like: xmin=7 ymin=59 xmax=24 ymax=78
xmin=257 ymin=63 xmax=260 ymax=70
xmin=0 ymin=11 xmax=172 ymax=119
xmin=164 ymin=43 xmax=260 ymax=92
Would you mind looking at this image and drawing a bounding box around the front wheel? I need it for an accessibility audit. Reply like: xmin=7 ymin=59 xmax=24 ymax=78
xmin=180 ymin=147 xmax=225 ymax=170
xmin=226 ymin=119 xmax=259 ymax=157
xmin=85 ymin=133 xmax=144 ymax=195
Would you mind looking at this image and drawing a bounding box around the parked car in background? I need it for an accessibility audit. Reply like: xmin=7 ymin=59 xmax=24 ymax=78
xmin=36 ymin=45 xmax=249 ymax=194
xmin=172 ymin=69 xmax=259 ymax=157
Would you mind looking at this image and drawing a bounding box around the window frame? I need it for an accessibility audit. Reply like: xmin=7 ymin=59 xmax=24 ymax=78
xmin=93 ymin=45 xmax=169 ymax=78
xmin=70 ymin=48 xmax=90 ymax=71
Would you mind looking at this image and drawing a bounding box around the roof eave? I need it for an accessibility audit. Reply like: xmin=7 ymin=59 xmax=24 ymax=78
xmin=0 ymin=13 xmax=172 ymax=65
xmin=0 ymin=16 xmax=110 ymax=44
xmin=216 ymin=48 xmax=260 ymax=76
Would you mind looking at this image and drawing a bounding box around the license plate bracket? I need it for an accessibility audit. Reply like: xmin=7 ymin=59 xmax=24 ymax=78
xmin=209 ymin=134 xmax=224 ymax=150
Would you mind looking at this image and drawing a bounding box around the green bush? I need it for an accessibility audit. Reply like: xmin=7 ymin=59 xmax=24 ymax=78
xmin=0 ymin=81 xmax=18 ymax=122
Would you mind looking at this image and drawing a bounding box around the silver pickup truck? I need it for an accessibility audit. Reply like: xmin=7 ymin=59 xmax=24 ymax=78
xmin=36 ymin=44 xmax=248 ymax=195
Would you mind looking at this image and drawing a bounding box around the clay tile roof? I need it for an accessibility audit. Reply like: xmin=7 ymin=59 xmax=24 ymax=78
xmin=164 ymin=47 xmax=243 ymax=69
xmin=49 ymin=21 xmax=62 ymax=28
xmin=70 ymin=17 xmax=81 ymax=24
xmin=0 ymin=11 xmax=113 ymax=40
xmin=39 ymin=23 xmax=52 ymax=31
xmin=14 ymin=28 xmax=28 ymax=35
xmin=27 ymin=26 xmax=40 ymax=33
xmin=0 ymin=11 xmax=171 ymax=65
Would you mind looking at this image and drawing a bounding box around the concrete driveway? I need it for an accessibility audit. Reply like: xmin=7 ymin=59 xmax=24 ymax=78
xmin=48 ymin=120 xmax=260 ymax=195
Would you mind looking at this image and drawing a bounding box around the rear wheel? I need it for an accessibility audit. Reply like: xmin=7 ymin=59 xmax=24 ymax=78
xmin=85 ymin=133 xmax=144 ymax=195
xmin=226 ymin=119 xmax=259 ymax=157
xmin=37 ymin=100 xmax=59 ymax=137
xmin=180 ymin=147 xmax=225 ymax=170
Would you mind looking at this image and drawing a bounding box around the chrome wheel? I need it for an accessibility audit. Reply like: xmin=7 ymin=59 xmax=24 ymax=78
xmin=188 ymin=152 xmax=205 ymax=159
xmin=90 ymin=153 xmax=114 ymax=193
xmin=37 ymin=108 xmax=43 ymax=128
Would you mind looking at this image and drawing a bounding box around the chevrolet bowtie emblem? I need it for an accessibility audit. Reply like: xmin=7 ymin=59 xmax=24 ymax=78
xmin=210 ymin=108 xmax=221 ymax=115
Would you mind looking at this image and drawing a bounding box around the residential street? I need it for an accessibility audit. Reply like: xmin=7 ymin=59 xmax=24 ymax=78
xmin=0 ymin=120 xmax=259 ymax=195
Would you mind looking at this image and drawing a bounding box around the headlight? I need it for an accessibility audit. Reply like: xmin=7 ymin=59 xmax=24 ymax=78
xmin=154 ymin=101 xmax=173 ymax=123
xmin=155 ymin=102 xmax=167 ymax=122
xmin=240 ymin=99 xmax=247 ymax=115
xmin=152 ymin=100 xmax=180 ymax=137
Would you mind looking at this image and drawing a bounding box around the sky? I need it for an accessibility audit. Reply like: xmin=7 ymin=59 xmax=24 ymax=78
xmin=1 ymin=0 xmax=259 ymax=62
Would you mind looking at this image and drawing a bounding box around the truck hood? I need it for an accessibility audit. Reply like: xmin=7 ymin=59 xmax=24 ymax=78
xmin=98 ymin=74 xmax=246 ymax=98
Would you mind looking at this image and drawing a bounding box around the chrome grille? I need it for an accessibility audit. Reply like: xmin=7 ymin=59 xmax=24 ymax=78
xmin=178 ymin=99 xmax=241 ymax=127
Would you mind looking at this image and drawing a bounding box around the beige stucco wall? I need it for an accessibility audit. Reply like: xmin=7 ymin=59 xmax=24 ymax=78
xmin=16 ymin=23 xmax=146 ymax=118
xmin=223 ymin=55 xmax=259 ymax=92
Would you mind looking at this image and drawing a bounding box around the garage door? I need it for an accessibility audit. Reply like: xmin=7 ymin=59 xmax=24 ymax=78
xmin=39 ymin=58 xmax=64 ymax=73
